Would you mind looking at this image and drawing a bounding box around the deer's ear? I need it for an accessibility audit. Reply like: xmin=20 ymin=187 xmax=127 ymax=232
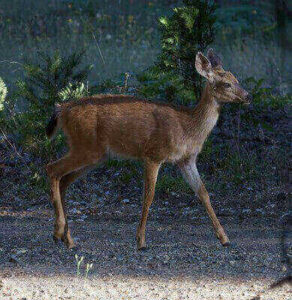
xmin=195 ymin=52 xmax=214 ymax=82
xmin=207 ymin=48 xmax=223 ymax=68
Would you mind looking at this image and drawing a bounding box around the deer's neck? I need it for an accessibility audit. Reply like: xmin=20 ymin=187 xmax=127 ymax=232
xmin=190 ymin=84 xmax=220 ymax=144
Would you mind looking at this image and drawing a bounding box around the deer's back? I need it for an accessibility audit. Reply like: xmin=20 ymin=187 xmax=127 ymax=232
xmin=59 ymin=95 xmax=193 ymax=162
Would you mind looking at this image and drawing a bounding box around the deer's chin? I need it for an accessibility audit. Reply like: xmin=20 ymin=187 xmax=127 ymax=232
xmin=232 ymin=97 xmax=250 ymax=105
xmin=240 ymin=98 xmax=251 ymax=105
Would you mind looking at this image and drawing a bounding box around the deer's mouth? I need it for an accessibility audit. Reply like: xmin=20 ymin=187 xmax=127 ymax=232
xmin=241 ymin=98 xmax=251 ymax=105
xmin=242 ymin=94 xmax=252 ymax=105
xmin=235 ymin=95 xmax=251 ymax=105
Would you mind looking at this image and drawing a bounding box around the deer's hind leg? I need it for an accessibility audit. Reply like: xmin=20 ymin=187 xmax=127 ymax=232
xmin=58 ymin=165 xmax=97 ymax=248
xmin=46 ymin=151 xmax=105 ymax=248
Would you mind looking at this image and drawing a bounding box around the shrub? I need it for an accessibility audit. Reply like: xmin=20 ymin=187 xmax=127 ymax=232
xmin=6 ymin=50 xmax=92 ymax=157
xmin=138 ymin=0 xmax=217 ymax=105
xmin=0 ymin=77 xmax=8 ymax=126
xmin=0 ymin=77 xmax=8 ymax=112
xmin=244 ymin=77 xmax=291 ymax=109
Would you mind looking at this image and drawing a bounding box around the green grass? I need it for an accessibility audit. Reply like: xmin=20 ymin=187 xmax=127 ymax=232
xmin=0 ymin=0 xmax=290 ymax=94
xmin=0 ymin=0 xmax=163 ymax=88
xmin=104 ymin=158 xmax=192 ymax=194
xmin=156 ymin=174 xmax=192 ymax=195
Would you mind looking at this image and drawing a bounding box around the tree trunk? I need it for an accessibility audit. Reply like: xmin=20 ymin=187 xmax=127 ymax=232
xmin=275 ymin=0 xmax=289 ymax=76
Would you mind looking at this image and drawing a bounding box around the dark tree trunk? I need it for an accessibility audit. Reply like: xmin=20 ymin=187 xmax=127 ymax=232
xmin=275 ymin=0 xmax=289 ymax=75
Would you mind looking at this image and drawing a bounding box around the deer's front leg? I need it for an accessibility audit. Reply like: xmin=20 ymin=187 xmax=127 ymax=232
xmin=136 ymin=160 xmax=161 ymax=250
xmin=179 ymin=157 xmax=230 ymax=246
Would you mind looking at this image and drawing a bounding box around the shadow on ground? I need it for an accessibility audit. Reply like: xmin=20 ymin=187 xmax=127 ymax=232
xmin=0 ymin=210 xmax=286 ymax=280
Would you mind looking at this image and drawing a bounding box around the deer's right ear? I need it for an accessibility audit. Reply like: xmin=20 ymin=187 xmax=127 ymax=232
xmin=195 ymin=52 xmax=214 ymax=82
xmin=207 ymin=48 xmax=223 ymax=68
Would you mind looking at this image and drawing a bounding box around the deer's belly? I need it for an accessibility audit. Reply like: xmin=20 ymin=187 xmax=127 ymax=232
xmin=167 ymin=144 xmax=202 ymax=163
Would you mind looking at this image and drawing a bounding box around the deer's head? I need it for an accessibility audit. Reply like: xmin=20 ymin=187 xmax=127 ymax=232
xmin=195 ymin=49 xmax=252 ymax=104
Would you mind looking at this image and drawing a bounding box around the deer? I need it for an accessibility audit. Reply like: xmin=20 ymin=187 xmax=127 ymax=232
xmin=46 ymin=49 xmax=252 ymax=250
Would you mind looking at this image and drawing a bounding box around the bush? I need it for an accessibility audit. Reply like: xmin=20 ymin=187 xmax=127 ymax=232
xmin=138 ymin=0 xmax=217 ymax=105
xmin=5 ymin=50 xmax=92 ymax=157
xmin=244 ymin=77 xmax=291 ymax=109
xmin=0 ymin=77 xmax=8 ymax=112
xmin=0 ymin=77 xmax=8 ymax=127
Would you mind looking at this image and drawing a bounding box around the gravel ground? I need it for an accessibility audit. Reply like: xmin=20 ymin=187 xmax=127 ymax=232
xmin=0 ymin=208 xmax=290 ymax=300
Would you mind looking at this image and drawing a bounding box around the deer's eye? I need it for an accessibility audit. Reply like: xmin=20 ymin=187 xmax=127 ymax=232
xmin=223 ymin=83 xmax=231 ymax=88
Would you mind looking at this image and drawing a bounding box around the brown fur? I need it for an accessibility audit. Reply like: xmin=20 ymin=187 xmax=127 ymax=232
xmin=46 ymin=49 xmax=251 ymax=249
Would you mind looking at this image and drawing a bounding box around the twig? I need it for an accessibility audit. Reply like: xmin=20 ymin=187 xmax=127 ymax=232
xmin=123 ymin=72 xmax=130 ymax=93
xmin=91 ymin=31 xmax=106 ymax=66
xmin=0 ymin=60 xmax=23 ymax=66
xmin=236 ymin=109 xmax=241 ymax=155
xmin=0 ymin=128 xmax=30 ymax=172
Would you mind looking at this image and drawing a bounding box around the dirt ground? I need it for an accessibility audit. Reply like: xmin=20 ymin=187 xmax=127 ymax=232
xmin=0 ymin=205 xmax=290 ymax=300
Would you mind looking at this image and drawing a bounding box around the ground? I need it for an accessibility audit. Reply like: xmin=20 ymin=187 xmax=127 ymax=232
xmin=0 ymin=101 xmax=291 ymax=299
xmin=0 ymin=200 xmax=290 ymax=299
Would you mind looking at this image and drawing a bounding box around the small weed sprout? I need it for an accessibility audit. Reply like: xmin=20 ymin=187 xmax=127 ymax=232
xmin=85 ymin=263 xmax=94 ymax=278
xmin=75 ymin=254 xmax=84 ymax=276
xmin=75 ymin=255 xmax=94 ymax=278
xmin=123 ymin=72 xmax=130 ymax=92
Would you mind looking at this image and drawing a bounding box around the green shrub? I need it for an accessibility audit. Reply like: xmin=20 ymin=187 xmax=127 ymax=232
xmin=6 ymin=50 xmax=92 ymax=157
xmin=0 ymin=77 xmax=8 ymax=128
xmin=138 ymin=0 xmax=217 ymax=105
xmin=0 ymin=77 xmax=7 ymax=112
xmin=244 ymin=77 xmax=291 ymax=109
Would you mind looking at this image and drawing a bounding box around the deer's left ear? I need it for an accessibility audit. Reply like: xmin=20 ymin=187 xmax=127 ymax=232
xmin=195 ymin=52 xmax=214 ymax=82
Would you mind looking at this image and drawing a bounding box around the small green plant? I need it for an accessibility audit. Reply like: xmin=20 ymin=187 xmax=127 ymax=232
xmin=93 ymin=72 xmax=134 ymax=95
xmin=138 ymin=0 xmax=217 ymax=105
xmin=75 ymin=254 xmax=94 ymax=278
xmin=59 ymin=82 xmax=88 ymax=102
xmin=120 ymin=172 xmax=133 ymax=185
xmin=85 ymin=263 xmax=94 ymax=278
xmin=75 ymin=254 xmax=84 ymax=277
xmin=156 ymin=174 xmax=191 ymax=195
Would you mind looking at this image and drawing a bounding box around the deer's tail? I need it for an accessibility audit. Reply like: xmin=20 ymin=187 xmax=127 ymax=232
xmin=46 ymin=104 xmax=61 ymax=140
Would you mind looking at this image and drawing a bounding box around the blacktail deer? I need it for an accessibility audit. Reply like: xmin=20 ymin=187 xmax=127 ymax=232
xmin=46 ymin=49 xmax=252 ymax=250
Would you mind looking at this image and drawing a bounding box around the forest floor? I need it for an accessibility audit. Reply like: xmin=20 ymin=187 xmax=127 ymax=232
xmin=0 ymin=200 xmax=291 ymax=299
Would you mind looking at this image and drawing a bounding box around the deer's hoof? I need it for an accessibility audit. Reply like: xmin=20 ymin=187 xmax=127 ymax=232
xmin=67 ymin=242 xmax=76 ymax=250
xmin=53 ymin=235 xmax=60 ymax=244
xmin=217 ymin=231 xmax=230 ymax=247
xmin=137 ymin=245 xmax=148 ymax=251
xmin=62 ymin=235 xmax=75 ymax=249
xmin=220 ymin=236 xmax=230 ymax=247
xmin=136 ymin=235 xmax=147 ymax=251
